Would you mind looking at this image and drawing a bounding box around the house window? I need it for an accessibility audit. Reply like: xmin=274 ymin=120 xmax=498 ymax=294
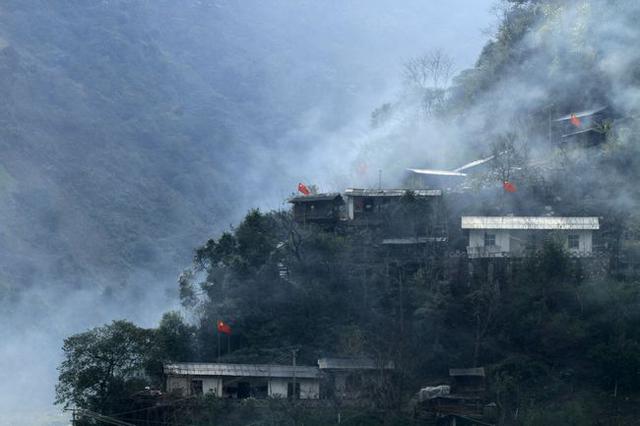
xmin=568 ymin=234 xmax=580 ymax=250
xmin=363 ymin=197 xmax=374 ymax=212
xmin=484 ymin=233 xmax=496 ymax=247
xmin=190 ymin=380 xmax=203 ymax=396
xmin=287 ymin=382 xmax=301 ymax=399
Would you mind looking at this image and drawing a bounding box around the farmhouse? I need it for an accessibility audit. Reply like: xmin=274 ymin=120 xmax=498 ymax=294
xmin=288 ymin=193 xmax=344 ymax=224
xmin=343 ymin=188 xmax=441 ymax=223
xmin=164 ymin=362 xmax=320 ymax=399
xmin=462 ymin=216 xmax=600 ymax=258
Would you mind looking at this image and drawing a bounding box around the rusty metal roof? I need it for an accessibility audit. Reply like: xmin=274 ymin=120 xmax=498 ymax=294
xmin=461 ymin=216 xmax=599 ymax=230
xmin=164 ymin=363 xmax=320 ymax=379
xmin=345 ymin=188 xmax=441 ymax=197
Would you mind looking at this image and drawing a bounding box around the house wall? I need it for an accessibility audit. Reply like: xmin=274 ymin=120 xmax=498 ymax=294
xmin=202 ymin=377 xmax=223 ymax=396
xmin=570 ymin=230 xmax=593 ymax=253
xmin=469 ymin=229 xmax=595 ymax=256
xmin=347 ymin=198 xmax=355 ymax=220
xmin=166 ymin=376 xmax=222 ymax=396
xmin=167 ymin=376 xmax=188 ymax=395
xmin=268 ymin=378 xmax=289 ymax=398
xmin=300 ymin=379 xmax=320 ymax=399
xmin=267 ymin=378 xmax=319 ymax=399
xmin=468 ymin=230 xmax=510 ymax=252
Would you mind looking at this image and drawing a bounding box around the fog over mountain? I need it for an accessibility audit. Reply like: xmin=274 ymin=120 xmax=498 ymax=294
xmin=0 ymin=1 xmax=493 ymax=424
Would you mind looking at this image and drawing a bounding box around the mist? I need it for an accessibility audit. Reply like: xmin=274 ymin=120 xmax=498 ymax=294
xmin=0 ymin=1 xmax=494 ymax=425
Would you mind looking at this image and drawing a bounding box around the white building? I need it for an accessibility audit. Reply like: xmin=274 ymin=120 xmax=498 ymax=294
xmin=461 ymin=216 xmax=600 ymax=258
xmin=164 ymin=362 xmax=320 ymax=399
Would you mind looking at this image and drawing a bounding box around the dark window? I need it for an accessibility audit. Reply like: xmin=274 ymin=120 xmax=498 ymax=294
xmin=190 ymin=380 xmax=203 ymax=396
xmin=484 ymin=233 xmax=496 ymax=247
xmin=287 ymin=382 xmax=301 ymax=399
xmin=568 ymin=234 xmax=580 ymax=250
xmin=237 ymin=382 xmax=251 ymax=399
xmin=363 ymin=197 xmax=374 ymax=212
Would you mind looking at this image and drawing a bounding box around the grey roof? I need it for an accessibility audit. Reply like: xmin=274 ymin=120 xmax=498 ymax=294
xmin=449 ymin=367 xmax=485 ymax=377
xmin=317 ymin=357 xmax=394 ymax=370
xmin=461 ymin=216 xmax=599 ymax=230
xmin=345 ymin=188 xmax=442 ymax=197
xmin=561 ymin=127 xmax=603 ymax=138
xmin=554 ymin=106 xmax=608 ymax=121
xmin=288 ymin=193 xmax=342 ymax=203
xmin=382 ymin=237 xmax=447 ymax=245
xmin=164 ymin=363 xmax=320 ymax=379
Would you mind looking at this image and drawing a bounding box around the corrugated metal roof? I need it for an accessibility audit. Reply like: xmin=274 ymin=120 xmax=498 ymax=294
xmin=407 ymin=168 xmax=467 ymax=177
xmin=382 ymin=237 xmax=447 ymax=245
xmin=345 ymin=188 xmax=442 ymax=197
xmin=449 ymin=367 xmax=485 ymax=377
xmin=554 ymin=106 xmax=608 ymax=121
xmin=164 ymin=363 xmax=320 ymax=379
xmin=317 ymin=358 xmax=394 ymax=370
xmin=461 ymin=216 xmax=600 ymax=230
xmin=288 ymin=193 xmax=342 ymax=203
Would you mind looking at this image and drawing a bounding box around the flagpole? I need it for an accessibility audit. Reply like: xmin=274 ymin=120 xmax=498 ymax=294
xmin=217 ymin=331 xmax=221 ymax=361
xmin=227 ymin=334 xmax=231 ymax=354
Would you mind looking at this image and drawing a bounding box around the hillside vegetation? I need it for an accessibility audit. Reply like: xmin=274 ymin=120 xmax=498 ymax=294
xmin=56 ymin=1 xmax=640 ymax=425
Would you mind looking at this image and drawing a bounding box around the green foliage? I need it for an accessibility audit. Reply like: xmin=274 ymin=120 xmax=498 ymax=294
xmin=55 ymin=320 xmax=153 ymax=412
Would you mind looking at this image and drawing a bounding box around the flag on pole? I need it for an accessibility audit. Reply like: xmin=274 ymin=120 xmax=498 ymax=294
xmin=503 ymin=181 xmax=517 ymax=193
xmin=297 ymin=183 xmax=311 ymax=195
xmin=570 ymin=113 xmax=581 ymax=127
xmin=217 ymin=320 xmax=232 ymax=335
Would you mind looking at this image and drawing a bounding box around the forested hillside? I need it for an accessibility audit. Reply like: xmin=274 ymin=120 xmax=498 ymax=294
xmin=46 ymin=0 xmax=640 ymax=424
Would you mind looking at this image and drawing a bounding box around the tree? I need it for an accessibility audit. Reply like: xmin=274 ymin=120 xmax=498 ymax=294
xmin=55 ymin=320 xmax=153 ymax=414
xmin=403 ymin=49 xmax=455 ymax=116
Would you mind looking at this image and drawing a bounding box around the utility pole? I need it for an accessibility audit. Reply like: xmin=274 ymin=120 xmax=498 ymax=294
xmin=217 ymin=331 xmax=221 ymax=361
xmin=378 ymin=169 xmax=382 ymax=189
xmin=291 ymin=349 xmax=299 ymax=399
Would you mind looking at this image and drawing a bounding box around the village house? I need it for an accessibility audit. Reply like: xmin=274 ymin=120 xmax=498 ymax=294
xmin=343 ymin=188 xmax=442 ymax=223
xmin=415 ymin=367 xmax=494 ymax=425
xmin=164 ymin=362 xmax=320 ymax=399
xmin=317 ymin=357 xmax=395 ymax=400
xmin=288 ymin=193 xmax=344 ymax=224
xmin=462 ymin=216 xmax=600 ymax=258
xmin=554 ymin=106 xmax=614 ymax=146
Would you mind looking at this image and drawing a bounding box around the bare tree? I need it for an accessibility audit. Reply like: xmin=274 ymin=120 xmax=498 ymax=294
xmin=403 ymin=49 xmax=455 ymax=90
xmin=403 ymin=49 xmax=455 ymax=116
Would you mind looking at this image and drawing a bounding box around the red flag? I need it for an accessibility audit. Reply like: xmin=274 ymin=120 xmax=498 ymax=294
xmin=297 ymin=183 xmax=311 ymax=195
xmin=503 ymin=181 xmax=517 ymax=193
xmin=217 ymin=320 xmax=232 ymax=335
xmin=570 ymin=113 xmax=581 ymax=127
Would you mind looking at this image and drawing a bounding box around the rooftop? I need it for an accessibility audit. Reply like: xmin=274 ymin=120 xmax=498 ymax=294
xmin=164 ymin=363 xmax=320 ymax=379
xmin=345 ymin=188 xmax=442 ymax=197
xmin=449 ymin=367 xmax=485 ymax=377
xmin=461 ymin=216 xmax=600 ymax=230
xmin=554 ymin=106 xmax=608 ymax=121
xmin=317 ymin=357 xmax=395 ymax=370
xmin=382 ymin=237 xmax=447 ymax=245
xmin=288 ymin=193 xmax=342 ymax=203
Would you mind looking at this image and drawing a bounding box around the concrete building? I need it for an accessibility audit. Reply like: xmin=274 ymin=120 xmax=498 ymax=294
xmin=317 ymin=357 xmax=394 ymax=399
xmin=344 ymin=188 xmax=442 ymax=223
xmin=164 ymin=363 xmax=320 ymax=399
xmin=288 ymin=193 xmax=344 ymax=224
xmin=462 ymin=216 xmax=600 ymax=258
